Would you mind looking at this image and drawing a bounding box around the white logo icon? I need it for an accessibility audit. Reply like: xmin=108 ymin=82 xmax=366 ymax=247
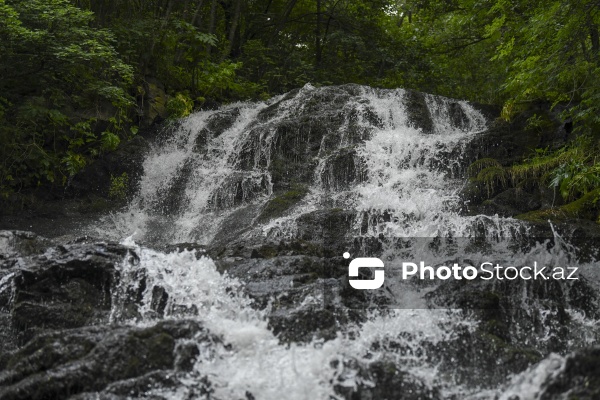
xmin=344 ymin=252 xmax=385 ymax=290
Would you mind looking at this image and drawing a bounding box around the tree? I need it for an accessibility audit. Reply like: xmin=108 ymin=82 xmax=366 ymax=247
xmin=0 ymin=0 xmax=133 ymax=192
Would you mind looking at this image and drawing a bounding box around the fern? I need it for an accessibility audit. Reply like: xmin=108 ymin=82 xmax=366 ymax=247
xmin=468 ymin=158 xmax=503 ymax=178
xmin=467 ymin=158 xmax=508 ymax=198
xmin=477 ymin=166 xmax=508 ymax=197
xmin=508 ymin=137 xmax=593 ymax=186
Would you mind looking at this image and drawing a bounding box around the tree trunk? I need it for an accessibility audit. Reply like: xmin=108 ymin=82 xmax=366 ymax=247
xmin=207 ymin=0 xmax=218 ymax=55
xmin=590 ymin=25 xmax=599 ymax=58
xmin=223 ymin=0 xmax=242 ymax=59
xmin=190 ymin=0 xmax=205 ymax=26
xmin=315 ymin=0 xmax=323 ymax=69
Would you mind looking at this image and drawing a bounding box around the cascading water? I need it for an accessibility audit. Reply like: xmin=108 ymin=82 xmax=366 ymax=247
xmin=2 ymin=84 xmax=598 ymax=400
xmin=102 ymin=83 xmax=516 ymax=244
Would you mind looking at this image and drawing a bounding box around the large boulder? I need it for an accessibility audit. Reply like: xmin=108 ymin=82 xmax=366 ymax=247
xmin=0 ymin=320 xmax=212 ymax=400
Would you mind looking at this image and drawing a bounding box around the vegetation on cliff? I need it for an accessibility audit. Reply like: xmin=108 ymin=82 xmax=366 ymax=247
xmin=1 ymin=0 xmax=599 ymax=210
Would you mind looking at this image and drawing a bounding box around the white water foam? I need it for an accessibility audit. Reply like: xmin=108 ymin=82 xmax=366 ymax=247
xmin=112 ymin=239 xmax=478 ymax=399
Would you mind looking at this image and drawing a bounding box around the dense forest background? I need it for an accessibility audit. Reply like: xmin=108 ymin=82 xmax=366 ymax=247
xmin=1 ymin=0 xmax=599 ymax=207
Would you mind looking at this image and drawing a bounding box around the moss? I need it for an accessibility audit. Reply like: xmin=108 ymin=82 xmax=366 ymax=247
xmin=516 ymin=189 xmax=600 ymax=223
xmin=257 ymin=184 xmax=309 ymax=222
xmin=251 ymin=244 xmax=278 ymax=259
xmin=286 ymin=240 xmax=324 ymax=257
xmin=479 ymin=331 xmax=541 ymax=365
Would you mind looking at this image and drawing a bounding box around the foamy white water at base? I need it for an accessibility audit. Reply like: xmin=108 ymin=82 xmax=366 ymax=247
xmin=114 ymin=239 xmax=481 ymax=399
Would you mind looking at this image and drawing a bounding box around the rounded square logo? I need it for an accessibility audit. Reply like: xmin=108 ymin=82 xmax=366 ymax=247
xmin=348 ymin=257 xmax=385 ymax=290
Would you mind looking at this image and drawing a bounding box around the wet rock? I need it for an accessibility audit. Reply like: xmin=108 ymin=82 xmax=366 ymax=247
xmin=0 ymin=320 xmax=213 ymax=400
xmin=219 ymin=254 xmax=356 ymax=342
xmin=194 ymin=107 xmax=241 ymax=151
xmin=434 ymin=326 xmax=543 ymax=389
xmin=256 ymin=184 xmax=309 ymax=222
xmin=4 ymin=241 xmax=135 ymax=344
xmin=539 ymin=348 xmax=600 ymax=400
xmin=296 ymin=209 xmax=356 ymax=257
xmin=239 ymin=85 xmax=378 ymax=191
xmin=421 ymin=268 xmax=600 ymax=387
xmin=448 ymin=101 xmax=470 ymax=130
xmin=321 ymin=148 xmax=366 ymax=191
xmin=500 ymin=348 xmax=600 ymax=400
xmin=405 ymin=90 xmax=434 ymax=134
xmin=269 ymin=307 xmax=346 ymax=343
xmin=0 ymin=231 xmax=53 ymax=260
xmin=164 ymin=242 xmax=207 ymax=256
xmin=210 ymin=171 xmax=271 ymax=210
xmin=476 ymin=187 xmax=542 ymax=217
xmin=334 ymin=359 xmax=442 ymax=400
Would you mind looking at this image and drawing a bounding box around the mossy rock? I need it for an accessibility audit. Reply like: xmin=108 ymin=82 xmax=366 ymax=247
xmin=478 ymin=331 xmax=542 ymax=366
xmin=257 ymin=185 xmax=309 ymax=222
xmin=516 ymin=189 xmax=600 ymax=223
xmin=250 ymin=244 xmax=278 ymax=259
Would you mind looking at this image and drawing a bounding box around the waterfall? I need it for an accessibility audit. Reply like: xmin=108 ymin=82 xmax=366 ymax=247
xmin=3 ymin=85 xmax=596 ymax=400
xmin=102 ymin=83 xmax=519 ymax=245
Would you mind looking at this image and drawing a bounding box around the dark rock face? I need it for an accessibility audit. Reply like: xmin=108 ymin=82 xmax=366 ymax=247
xmin=0 ymin=236 xmax=217 ymax=400
xmin=0 ymin=320 xmax=212 ymax=400
xmin=540 ymin=348 xmax=600 ymax=400
xmin=194 ymin=107 xmax=241 ymax=152
xmin=423 ymin=273 xmax=600 ymax=387
xmin=463 ymin=104 xmax=569 ymax=168
xmin=0 ymin=230 xmax=53 ymax=260
xmin=405 ymin=90 xmax=434 ymax=134
xmin=460 ymin=102 xmax=578 ymax=222
xmin=237 ymin=85 xmax=380 ymax=193
xmin=3 ymin=241 xmax=133 ymax=345
xmin=334 ymin=359 xmax=442 ymax=400
xmin=477 ymin=187 xmax=542 ymax=217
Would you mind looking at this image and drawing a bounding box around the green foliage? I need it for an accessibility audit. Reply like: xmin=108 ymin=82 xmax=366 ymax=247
xmin=468 ymin=158 xmax=507 ymax=198
xmin=108 ymin=172 xmax=129 ymax=200
xmin=486 ymin=0 xmax=600 ymax=132
xmin=549 ymin=162 xmax=600 ymax=201
xmin=509 ymin=137 xmax=597 ymax=191
xmin=167 ymin=93 xmax=194 ymax=119
xmin=0 ymin=0 xmax=133 ymax=193
xmin=3 ymin=0 xmax=600 ymax=207
xmin=471 ymin=136 xmax=600 ymax=205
